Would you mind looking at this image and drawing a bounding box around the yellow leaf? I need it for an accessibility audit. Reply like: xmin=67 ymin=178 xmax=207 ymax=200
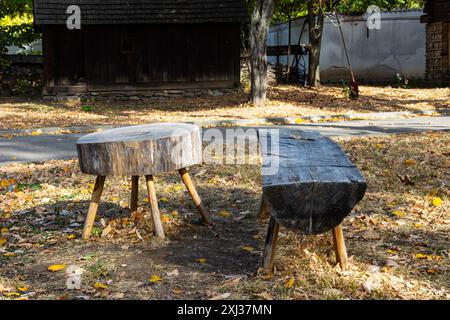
xmin=0 ymin=238 xmax=7 ymax=246
xmin=242 ymin=246 xmax=255 ymax=252
xmin=375 ymin=143 xmax=384 ymax=149
xmin=3 ymin=252 xmax=16 ymax=257
xmin=111 ymin=197 xmax=120 ymax=202
xmin=31 ymin=130 xmax=42 ymax=136
xmin=161 ymin=215 xmax=171 ymax=223
xmin=94 ymin=282 xmax=109 ymax=290
xmin=0 ymin=227 xmax=8 ymax=233
xmin=160 ymin=197 xmax=169 ymax=203
xmin=403 ymin=159 xmax=417 ymax=166
xmin=17 ymin=287 xmax=28 ymax=292
xmin=415 ymin=253 xmax=431 ymax=260
xmin=392 ymin=210 xmax=406 ymax=218
xmin=196 ymin=258 xmax=206 ymax=263
xmin=4 ymin=292 xmax=20 ymax=298
xmin=295 ymin=118 xmax=304 ymax=124
xmin=48 ymin=264 xmax=66 ymax=272
xmin=148 ymin=275 xmax=161 ymax=283
xmin=67 ymin=234 xmax=76 ymax=240
xmin=285 ymin=277 xmax=295 ymax=288
xmin=173 ymin=185 xmax=184 ymax=192
xmin=143 ymin=198 xmax=149 ymax=203
xmin=387 ymin=249 xmax=398 ymax=254
xmin=219 ymin=210 xmax=231 ymax=217
xmin=432 ymin=197 xmax=442 ymax=207
xmin=0 ymin=179 xmax=9 ymax=188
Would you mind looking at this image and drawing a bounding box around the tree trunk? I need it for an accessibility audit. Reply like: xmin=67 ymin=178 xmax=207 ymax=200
xmin=307 ymin=1 xmax=325 ymax=87
xmin=250 ymin=0 xmax=275 ymax=106
xmin=286 ymin=15 xmax=292 ymax=82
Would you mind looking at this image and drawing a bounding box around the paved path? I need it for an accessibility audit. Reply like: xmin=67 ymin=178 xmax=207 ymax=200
xmin=0 ymin=117 xmax=449 ymax=166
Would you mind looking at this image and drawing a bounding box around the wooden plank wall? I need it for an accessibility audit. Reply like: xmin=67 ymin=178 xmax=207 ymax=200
xmin=43 ymin=23 xmax=241 ymax=91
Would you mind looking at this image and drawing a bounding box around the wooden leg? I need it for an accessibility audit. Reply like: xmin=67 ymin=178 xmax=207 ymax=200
xmin=145 ymin=175 xmax=165 ymax=239
xmin=130 ymin=176 xmax=139 ymax=213
xmin=258 ymin=195 xmax=269 ymax=219
xmin=261 ymin=216 xmax=280 ymax=275
xmin=332 ymin=224 xmax=348 ymax=270
xmin=178 ymin=168 xmax=211 ymax=224
xmin=82 ymin=176 xmax=106 ymax=240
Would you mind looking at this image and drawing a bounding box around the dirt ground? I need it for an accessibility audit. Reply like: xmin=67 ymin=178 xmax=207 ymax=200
xmin=0 ymin=131 xmax=449 ymax=300
xmin=0 ymin=85 xmax=448 ymax=131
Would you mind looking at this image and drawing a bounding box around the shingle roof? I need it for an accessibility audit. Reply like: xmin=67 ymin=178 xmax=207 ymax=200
xmin=33 ymin=0 xmax=248 ymax=25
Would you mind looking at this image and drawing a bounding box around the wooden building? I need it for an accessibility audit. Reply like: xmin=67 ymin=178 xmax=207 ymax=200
xmin=33 ymin=0 xmax=248 ymax=95
xmin=421 ymin=0 xmax=450 ymax=85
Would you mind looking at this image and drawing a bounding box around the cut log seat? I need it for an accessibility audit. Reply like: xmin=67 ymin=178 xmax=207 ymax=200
xmin=258 ymin=128 xmax=367 ymax=272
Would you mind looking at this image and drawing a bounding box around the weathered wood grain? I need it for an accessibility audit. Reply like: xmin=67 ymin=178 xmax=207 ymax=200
xmin=332 ymin=224 xmax=348 ymax=270
xmin=145 ymin=175 xmax=165 ymax=239
xmin=261 ymin=216 xmax=280 ymax=274
xmin=130 ymin=175 xmax=139 ymax=213
xmin=77 ymin=123 xmax=202 ymax=176
xmin=82 ymin=175 xmax=105 ymax=240
xmin=259 ymin=128 xmax=366 ymax=235
xmin=179 ymin=168 xmax=211 ymax=224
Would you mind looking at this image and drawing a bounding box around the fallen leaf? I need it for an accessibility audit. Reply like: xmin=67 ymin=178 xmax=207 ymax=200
xmin=432 ymin=197 xmax=442 ymax=207
xmin=148 ymin=275 xmax=162 ymax=283
xmin=218 ymin=210 xmax=231 ymax=217
xmin=285 ymin=277 xmax=295 ymax=288
xmin=48 ymin=264 xmax=67 ymax=272
xmin=242 ymin=246 xmax=255 ymax=252
xmin=403 ymin=159 xmax=417 ymax=166
xmin=360 ymin=230 xmax=381 ymax=240
xmin=67 ymin=234 xmax=76 ymax=240
xmin=210 ymin=292 xmax=231 ymax=300
xmin=160 ymin=197 xmax=169 ymax=203
xmin=392 ymin=210 xmax=406 ymax=218
xmin=166 ymin=269 xmax=179 ymax=277
xmin=172 ymin=288 xmax=184 ymax=295
xmin=94 ymin=282 xmax=108 ymax=290
xmin=3 ymin=252 xmax=16 ymax=257
xmin=101 ymin=225 xmax=113 ymax=238
xmin=17 ymin=287 xmax=28 ymax=292
xmin=196 ymin=258 xmax=207 ymax=264
xmin=0 ymin=238 xmax=7 ymax=246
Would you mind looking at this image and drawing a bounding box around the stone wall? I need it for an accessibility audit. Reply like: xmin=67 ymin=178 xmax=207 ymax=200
xmin=43 ymin=88 xmax=241 ymax=102
xmin=425 ymin=21 xmax=449 ymax=85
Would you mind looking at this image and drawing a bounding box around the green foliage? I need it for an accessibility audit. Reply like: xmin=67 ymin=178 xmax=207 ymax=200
xmin=342 ymin=81 xmax=359 ymax=100
xmin=0 ymin=0 xmax=40 ymax=58
xmin=273 ymin=0 xmax=307 ymax=23
xmin=81 ymin=105 xmax=95 ymax=112
xmin=270 ymin=0 xmax=425 ymax=23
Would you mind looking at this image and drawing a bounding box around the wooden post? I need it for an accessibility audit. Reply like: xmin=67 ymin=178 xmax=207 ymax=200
xmin=145 ymin=175 xmax=165 ymax=239
xmin=82 ymin=176 xmax=106 ymax=240
xmin=178 ymin=168 xmax=211 ymax=224
xmin=258 ymin=195 xmax=269 ymax=219
xmin=130 ymin=175 xmax=139 ymax=213
xmin=261 ymin=216 xmax=280 ymax=274
xmin=332 ymin=224 xmax=348 ymax=270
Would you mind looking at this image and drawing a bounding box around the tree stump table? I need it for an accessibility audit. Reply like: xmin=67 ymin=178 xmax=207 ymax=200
xmin=76 ymin=123 xmax=210 ymax=240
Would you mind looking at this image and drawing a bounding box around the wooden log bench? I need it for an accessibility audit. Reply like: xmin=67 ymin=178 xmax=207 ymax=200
xmin=258 ymin=128 xmax=367 ymax=273
xmin=76 ymin=123 xmax=210 ymax=241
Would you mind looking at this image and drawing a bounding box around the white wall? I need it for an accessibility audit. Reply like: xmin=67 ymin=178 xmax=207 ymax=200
xmin=268 ymin=10 xmax=426 ymax=82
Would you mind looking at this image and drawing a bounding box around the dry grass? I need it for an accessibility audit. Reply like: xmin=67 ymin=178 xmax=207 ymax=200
xmin=0 ymin=131 xmax=448 ymax=300
xmin=0 ymin=85 xmax=448 ymax=131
